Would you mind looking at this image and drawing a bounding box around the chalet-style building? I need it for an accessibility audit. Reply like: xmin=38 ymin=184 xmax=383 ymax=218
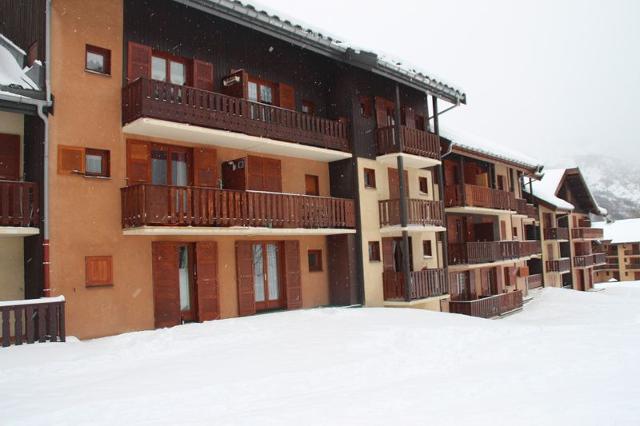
xmin=593 ymin=219 xmax=640 ymax=282
xmin=525 ymin=168 xmax=607 ymax=291
xmin=438 ymin=130 xmax=543 ymax=318
xmin=1 ymin=0 xmax=467 ymax=340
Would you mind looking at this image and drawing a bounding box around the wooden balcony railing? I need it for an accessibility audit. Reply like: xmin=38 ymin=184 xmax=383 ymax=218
xmin=375 ymin=125 xmax=441 ymax=160
xmin=449 ymin=290 xmax=523 ymax=318
xmin=573 ymin=254 xmax=595 ymax=268
xmin=378 ymin=199 xmax=444 ymax=228
xmin=382 ymin=269 xmax=447 ymax=301
xmin=1 ymin=297 xmax=65 ymax=348
xmin=445 ymin=184 xmax=516 ymax=211
xmin=593 ymin=253 xmax=606 ymax=265
xmin=546 ymin=258 xmax=571 ymax=273
xmin=448 ymin=240 xmax=540 ymax=265
xmin=543 ymin=227 xmax=569 ymax=240
xmin=0 ymin=180 xmax=39 ymax=227
xmin=122 ymin=78 xmax=349 ymax=152
xmin=525 ymin=204 xmax=538 ymax=219
xmin=627 ymin=263 xmax=640 ymax=270
xmin=525 ymin=274 xmax=543 ymax=289
xmin=121 ymin=184 xmax=356 ymax=230
xmin=571 ymin=227 xmax=604 ymax=240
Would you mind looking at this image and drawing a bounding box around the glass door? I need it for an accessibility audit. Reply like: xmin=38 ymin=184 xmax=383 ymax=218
xmin=178 ymin=244 xmax=196 ymax=322
xmin=252 ymin=242 xmax=283 ymax=311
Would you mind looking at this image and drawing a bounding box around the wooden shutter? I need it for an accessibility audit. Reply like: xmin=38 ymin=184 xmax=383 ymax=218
xmin=284 ymin=240 xmax=302 ymax=309
xmin=193 ymin=147 xmax=218 ymax=187
xmin=247 ymin=155 xmax=263 ymax=191
xmin=401 ymin=107 xmax=415 ymax=128
xmin=127 ymin=41 xmax=151 ymax=81
xmin=193 ymin=59 xmax=214 ymax=91
xmin=518 ymin=266 xmax=530 ymax=277
xmin=382 ymin=237 xmax=395 ymax=272
xmin=195 ymin=242 xmax=219 ymax=321
xmin=500 ymin=220 xmax=507 ymax=239
xmin=0 ymin=133 xmax=20 ymax=180
xmin=278 ymin=83 xmax=296 ymax=110
xmin=57 ymin=145 xmax=85 ymax=174
xmin=85 ymin=256 xmax=113 ymax=287
xmin=262 ymin=157 xmax=282 ymax=192
xmin=236 ymin=241 xmax=256 ymax=316
xmin=152 ymin=242 xmax=180 ymax=328
xmin=126 ymin=139 xmax=150 ymax=183
xmin=374 ymin=96 xmax=391 ymax=128
xmin=387 ymin=168 xmax=408 ymax=199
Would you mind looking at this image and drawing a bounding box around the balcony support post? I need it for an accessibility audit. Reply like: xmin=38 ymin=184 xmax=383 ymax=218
xmin=393 ymin=83 xmax=403 ymax=151
xmin=430 ymin=92 xmax=449 ymax=290
xmin=458 ymin=155 xmax=466 ymax=206
xmin=396 ymin=154 xmax=412 ymax=302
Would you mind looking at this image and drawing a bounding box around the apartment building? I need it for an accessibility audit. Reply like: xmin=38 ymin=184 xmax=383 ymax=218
xmin=0 ymin=0 xmax=467 ymax=340
xmin=525 ymin=168 xmax=607 ymax=291
xmin=593 ymin=219 xmax=640 ymax=282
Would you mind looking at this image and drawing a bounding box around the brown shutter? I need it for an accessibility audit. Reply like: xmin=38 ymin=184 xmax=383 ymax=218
xmin=0 ymin=133 xmax=20 ymax=180
xmin=85 ymin=256 xmax=113 ymax=287
xmin=401 ymin=107 xmax=415 ymax=128
xmin=127 ymin=41 xmax=152 ymax=81
xmin=195 ymin=241 xmax=220 ymax=321
xmin=57 ymin=145 xmax=85 ymax=174
xmin=278 ymin=83 xmax=295 ymax=110
xmin=247 ymin=155 xmax=264 ymax=191
xmin=236 ymin=241 xmax=256 ymax=316
xmin=382 ymin=237 xmax=395 ymax=272
xmin=193 ymin=59 xmax=214 ymax=91
xmin=283 ymin=240 xmax=302 ymax=309
xmin=387 ymin=168 xmax=408 ymax=199
xmin=262 ymin=157 xmax=282 ymax=192
xmin=126 ymin=139 xmax=150 ymax=183
xmin=500 ymin=220 xmax=507 ymax=239
xmin=152 ymin=242 xmax=180 ymax=328
xmin=193 ymin=147 xmax=218 ymax=187
xmin=374 ymin=97 xmax=389 ymax=128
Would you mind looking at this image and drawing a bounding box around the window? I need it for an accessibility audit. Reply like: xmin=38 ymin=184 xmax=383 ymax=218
xmin=305 ymin=174 xmax=319 ymax=196
xmin=58 ymin=146 xmax=110 ymax=178
xmin=85 ymin=44 xmax=111 ymax=75
xmin=85 ymin=149 xmax=110 ymax=177
xmin=308 ymin=250 xmax=323 ymax=272
xmin=248 ymin=79 xmax=275 ymax=104
xmin=422 ymin=240 xmax=432 ymax=257
xmin=151 ymin=52 xmax=188 ymax=85
xmin=85 ymin=256 xmax=113 ymax=287
xmin=513 ymin=227 xmax=518 ymax=237
xmin=302 ymin=100 xmax=315 ymax=115
xmin=364 ymin=168 xmax=376 ymax=188
xmin=359 ymin=96 xmax=372 ymax=118
xmin=368 ymin=241 xmax=381 ymax=262
xmin=419 ymin=176 xmax=429 ymax=194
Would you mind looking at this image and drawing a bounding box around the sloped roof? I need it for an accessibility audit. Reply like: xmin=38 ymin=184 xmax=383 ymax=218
xmin=592 ymin=218 xmax=640 ymax=245
xmin=175 ymin=0 xmax=466 ymax=104
xmin=0 ymin=34 xmax=39 ymax=91
xmin=440 ymin=127 xmax=542 ymax=171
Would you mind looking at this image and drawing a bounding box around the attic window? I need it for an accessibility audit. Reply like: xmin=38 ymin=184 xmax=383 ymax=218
xmin=85 ymin=44 xmax=111 ymax=75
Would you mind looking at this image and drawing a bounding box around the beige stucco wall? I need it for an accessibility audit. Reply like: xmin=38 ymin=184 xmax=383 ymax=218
xmin=0 ymin=238 xmax=24 ymax=301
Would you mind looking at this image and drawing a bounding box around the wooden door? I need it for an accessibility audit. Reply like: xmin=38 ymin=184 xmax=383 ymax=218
xmin=0 ymin=134 xmax=20 ymax=180
xmin=176 ymin=244 xmax=197 ymax=322
xmin=251 ymin=242 xmax=286 ymax=312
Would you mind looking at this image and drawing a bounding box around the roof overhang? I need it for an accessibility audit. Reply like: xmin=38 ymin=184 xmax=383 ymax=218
xmin=171 ymin=0 xmax=466 ymax=104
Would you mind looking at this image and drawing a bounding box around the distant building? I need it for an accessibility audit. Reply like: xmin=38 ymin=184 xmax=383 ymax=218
xmin=593 ymin=218 xmax=640 ymax=282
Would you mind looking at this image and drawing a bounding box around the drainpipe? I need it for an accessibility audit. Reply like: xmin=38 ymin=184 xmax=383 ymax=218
xmin=394 ymin=84 xmax=412 ymax=302
xmin=433 ymin=97 xmax=451 ymax=293
xmin=42 ymin=0 xmax=52 ymax=296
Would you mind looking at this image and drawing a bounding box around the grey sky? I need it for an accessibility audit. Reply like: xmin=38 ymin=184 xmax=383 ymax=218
xmin=260 ymin=0 xmax=640 ymax=163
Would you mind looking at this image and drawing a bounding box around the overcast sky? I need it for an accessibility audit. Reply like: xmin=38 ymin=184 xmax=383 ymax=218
xmin=260 ymin=0 xmax=640 ymax=164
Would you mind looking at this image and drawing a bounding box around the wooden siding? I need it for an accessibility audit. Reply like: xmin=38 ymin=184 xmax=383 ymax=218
xmin=382 ymin=269 xmax=447 ymax=301
xmin=445 ymin=184 xmax=516 ymax=211
xmin=378 ymin=199 xmax=444 ymax=227
xmin=448 ymin=241 xmax=541 ymax=265
xmin=0 ymin=180 xmax=39 ymax=227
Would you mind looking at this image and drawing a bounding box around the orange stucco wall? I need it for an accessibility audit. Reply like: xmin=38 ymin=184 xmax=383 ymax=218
xmin=49 ymin=0 xmax=332 ymax=339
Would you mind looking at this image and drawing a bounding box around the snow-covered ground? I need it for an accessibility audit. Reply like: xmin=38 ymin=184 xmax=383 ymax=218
xmin=2 ymin=283 xmax=640 ymax=425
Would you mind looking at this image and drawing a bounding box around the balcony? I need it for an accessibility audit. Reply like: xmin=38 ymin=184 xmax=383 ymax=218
xmin=593 ymin=253 xmax=606 ymax=265
xmin=378 ymin=199 xmax=444 ymax=230
xmin=375 ymin=125 xmax=441 ymax=167
xmin=0 ymin=180 xmax=39 ymax=236
xmin=445 ymin=184 xmax=516 ymax=214
xmin=525 ymin=273 xmax=543 ymax=289
xmin=543 ymin=227 xmax=570 ymax=241
xmin=382 ymin=269 xmax=447 ymax=301
xmin=546 ymin=258 xmax=571 ymax=273
xmin=571 ymin=227 xmax=604 ymax=240
xmin=448 ymin=241 xmax=540 ymax=265
xmin=0 ymin=297 xmax=65 ymax=348
xmin=573 ymin=254 xmax=596 ymax=268
xmin=627 ymin=263 xmax=640 ymax=270
xmin=515 ymin=198 xmax=538 ymax=220
xmin=121 ymin=184 xmax=356 ymax=235
xmin=449 ymin=290 xmax=523 ymax=318
xmin=121 ymin=78 xmax=351 ymax=162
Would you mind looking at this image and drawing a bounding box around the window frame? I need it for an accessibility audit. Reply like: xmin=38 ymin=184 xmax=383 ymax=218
xmin=364 ymin=168 xmax=376 ymax=189
xmin=368 ymin=241 xmax=381 ymax=262
xmin=84 ymin=148 xmax=111 ymax=178
xmin=422 ymin=240 xmax=433 ymax=258
xmin=301 ymin=100 xmax=316 ymax=115
xmin=85 ymin=44 xmax=111 ymax=76
xmin=247 ymin=77 xmax=276 ymax=105
xmin=308 ymin=249 xmax=323 ymax=272
xmin=419 ymin=176 xmax=429 ymax=194
xmin=305 ymin=174 xmax=320 ymax=196
xmin=151 ymin=50 xmax=191 ymax=86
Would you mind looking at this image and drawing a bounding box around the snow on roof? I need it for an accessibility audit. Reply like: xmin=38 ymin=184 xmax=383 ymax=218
xmin=524 ymin=168 xmax=575 ymax=211
xmin=0 ymin=34 xmax=39 ymax=91
xmin=592 ymin=218 xmax=640 ymax=245
xmin=440 ymin=126 xmax=542 ymax=170
xmin=197 ymin=0 xmax=466 ymax=103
